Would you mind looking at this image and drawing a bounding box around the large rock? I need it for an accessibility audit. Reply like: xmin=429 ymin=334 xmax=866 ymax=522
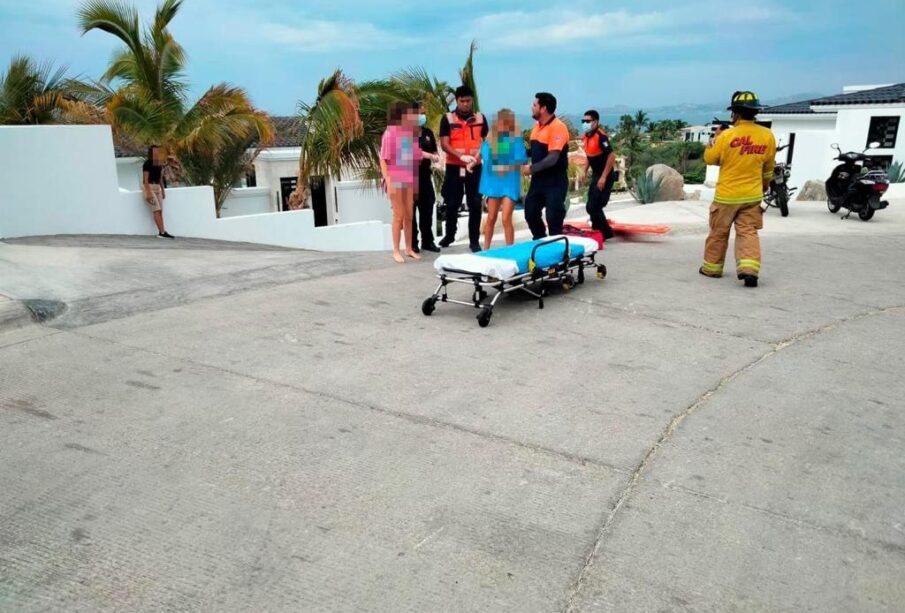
xmin=647 ymin=164 xmax=685 ymax=201
xmin=797 ymin=180 xmax=827 ymax=201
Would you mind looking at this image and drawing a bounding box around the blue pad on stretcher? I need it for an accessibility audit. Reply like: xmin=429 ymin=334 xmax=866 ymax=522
xmin=475 ymin=239 xmax=584 ymax=273
xmin=433 ymin=235 xmax=598 ymax=279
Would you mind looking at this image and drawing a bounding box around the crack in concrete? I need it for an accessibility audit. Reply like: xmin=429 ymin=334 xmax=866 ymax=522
xmin=660 ymin=480 xmax=905 ymax=556
xmin=563 ymin=293 xmax=774 ymax=345
xmin=69 ymin=330 xmax=630 ymax=476
xmin=0 ymin=328 xmax=63 ymax=350
xmin=566 ymin=289 xmax=894 ymax=349
xmin=560 ymin=303 xmax=904 ymax=613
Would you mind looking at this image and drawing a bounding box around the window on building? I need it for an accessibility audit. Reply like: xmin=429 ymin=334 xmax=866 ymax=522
xmin=866 ymin=116 xmax=899 ymax=149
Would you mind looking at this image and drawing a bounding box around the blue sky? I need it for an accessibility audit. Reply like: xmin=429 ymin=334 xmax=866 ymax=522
xmin=2 ymin=0 xmax=904 ymax=116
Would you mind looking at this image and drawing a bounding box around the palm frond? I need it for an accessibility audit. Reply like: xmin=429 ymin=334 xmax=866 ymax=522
xmin=153 ymin=0 xmax=183 ymax=31
xmin=0 ymin=55 xmax=75 ymax=124
xmin=458 ymin=40 xmax=479 ymax=112
xmin=78 ymin=0 xmax=142 ymax=53
xmin=101 ymin=48 xmax=137 ymax=84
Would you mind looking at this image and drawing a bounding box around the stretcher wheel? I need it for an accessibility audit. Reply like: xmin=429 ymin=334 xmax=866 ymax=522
xmin=421 ymin=297 xmax=437 ymax=316
xmin=577 ymin=268 xmax=585 ymax=284
xmin=538 ymin=299 xmax=544 ymax=310
xmin=477 ymin=307 xmax=492 ymax=328
xmin=596 ymin=264 xmax=607 ymax=280
xmin=562 ymin=274 xmax=576 ymax=290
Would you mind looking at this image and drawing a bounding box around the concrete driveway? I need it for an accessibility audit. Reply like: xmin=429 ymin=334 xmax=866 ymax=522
xmin=1 ymin=197 xmax=903 ymax=612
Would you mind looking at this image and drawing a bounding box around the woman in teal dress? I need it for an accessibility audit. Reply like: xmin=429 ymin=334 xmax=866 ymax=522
xmin=478 ymin=109 xmax=527 ymax=249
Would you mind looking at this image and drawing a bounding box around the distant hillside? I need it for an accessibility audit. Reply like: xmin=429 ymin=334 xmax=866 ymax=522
xmin=512 ymin=93 xmax=829 ymax=130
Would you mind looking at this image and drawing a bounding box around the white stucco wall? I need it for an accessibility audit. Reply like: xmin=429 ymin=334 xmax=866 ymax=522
xmin=334 ymin=180 xmax=393 ymax=225
xmin=785 ymin=130 xmax=835 ymax=190
xmin=764 ymin=114 xmax=838 ymax=154
xmin=765 ymin=107 xmax=904 ymax=189
xmin=757 ymin=114 xmax=838 ymax=189
xmin=0 ymin=125 xmax=392 ymax=251
xmin=116 ymin=157 xmax=144 ymax=190
xmin=1 ymin=125 xmax=127 ymax=238
xmin=219 ymin=187 xmax=275 ymax=217
xmin=833 ymin=106 xmax=905 ymax=165
xmin=253 ymin=149 xmax=408 ymax=227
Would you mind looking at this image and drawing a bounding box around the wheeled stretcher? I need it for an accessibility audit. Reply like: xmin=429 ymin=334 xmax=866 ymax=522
xmin=421 ymin=235 xmax=606 ymax=327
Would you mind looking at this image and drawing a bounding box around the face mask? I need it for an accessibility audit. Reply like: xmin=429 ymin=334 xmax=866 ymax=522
xmin=582 ymin=122 xmax=595 ymax=134
xmin=418 ymin=114 xmax=427 ymax=127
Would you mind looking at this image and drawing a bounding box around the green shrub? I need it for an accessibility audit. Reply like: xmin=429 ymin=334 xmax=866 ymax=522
xmin=683 ymin=160 xmax=706 ymax=184
xmin=629 ymin=171 xmax=663 ymax=204
xmin=888 ymin=161 xmax=904 ymax=183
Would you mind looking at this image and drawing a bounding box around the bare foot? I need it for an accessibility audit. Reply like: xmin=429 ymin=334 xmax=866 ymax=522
xmin=406 ymin=251 xmax=422 ymax=261
xmin=393 ymin=252 xmax=405 ymax=263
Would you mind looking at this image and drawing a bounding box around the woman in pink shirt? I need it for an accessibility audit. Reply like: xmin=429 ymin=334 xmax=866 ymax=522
xmin=380 ymin=101 xmax=422 ymax=263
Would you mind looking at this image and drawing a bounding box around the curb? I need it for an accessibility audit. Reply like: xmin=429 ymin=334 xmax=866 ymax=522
xmin=0 ymin=299 xmax=36 ymax=333
xmin=0 ymin=298 xmax=67 ymax=334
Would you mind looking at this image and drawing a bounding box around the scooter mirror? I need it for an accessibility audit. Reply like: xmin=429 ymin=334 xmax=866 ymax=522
xmin=868 ymin=141 xmax=881 ymax=149
xmin=831 ymin=143 xmax=840 ymax=151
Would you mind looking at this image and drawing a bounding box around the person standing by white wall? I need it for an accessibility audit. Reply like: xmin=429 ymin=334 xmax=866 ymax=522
xmin=142 ymin=145 xmax=175 ymax=239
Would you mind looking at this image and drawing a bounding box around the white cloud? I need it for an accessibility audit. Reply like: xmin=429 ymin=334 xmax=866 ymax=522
xmin=468 ymin=5 xmax=786 ymax=50
xmin=259 ymin=19 xmax=421 ymax=52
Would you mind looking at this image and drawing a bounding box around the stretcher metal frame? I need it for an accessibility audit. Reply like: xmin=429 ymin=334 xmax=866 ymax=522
xmin=421 ymin=236 xmax=607 ymax=327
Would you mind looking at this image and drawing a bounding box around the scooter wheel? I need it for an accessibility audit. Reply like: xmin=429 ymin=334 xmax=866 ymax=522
xmin=858 ymin=207 xmax=874 ymax=221
xmin=827 ymin=199 xmax=841 ymax=214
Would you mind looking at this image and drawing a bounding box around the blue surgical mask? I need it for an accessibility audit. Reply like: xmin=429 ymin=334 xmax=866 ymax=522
xmin=582 ymin=121 xmax=595 ymax=134
xmin=418 ymin=114 xmax=427 ymax=127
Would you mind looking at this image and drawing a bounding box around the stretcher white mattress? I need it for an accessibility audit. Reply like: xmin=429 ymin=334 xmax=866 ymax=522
xmin=434 ymin=235 xmax=599 ymax=279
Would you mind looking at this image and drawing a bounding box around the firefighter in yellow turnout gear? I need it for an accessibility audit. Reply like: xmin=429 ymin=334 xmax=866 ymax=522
xmin=701 ymin=91 xmax=776 ymax=288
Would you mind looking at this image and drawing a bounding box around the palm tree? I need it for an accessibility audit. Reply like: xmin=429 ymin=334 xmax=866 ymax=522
xmin=388 ymin=67 xmax=450 ymax=132
xmin=459 ymin=40 xmax=480 ymax=112
xmin=77 ymin=0 xmax=188 ymax=144
xmin=617 ymin=114 xmax=636 ymax=135
xmin=633 ymin=109 xmax=650 ymax=132
xmin=288 ymin=42 xmax=479 ymax=209
xmin=179 ymin=125 xmax=273 ymax=216
xmin=78 ymin=0 xmax=273 ymax=195
xmin=0 ymin=55 xmax=74 ymax=125
xmin=288 ymin=70 xmax=365 ymax=209
xmin=615 ymin=124 xmax=646 ymax=178
xmin=289 ymin=66 xmax=458 ymax=209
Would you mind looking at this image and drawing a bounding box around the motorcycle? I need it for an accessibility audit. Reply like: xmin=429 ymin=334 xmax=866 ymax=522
xmin=825 ymin=141 xmax=890 ymax=221
xmin=763 ymin=143 xmax=794 ymax=217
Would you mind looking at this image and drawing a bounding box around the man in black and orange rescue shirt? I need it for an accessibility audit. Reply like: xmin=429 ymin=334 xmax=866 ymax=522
xmin=581 ymin=110 xmax=616 ymax=239
xmin=522 ymin=92 xmax=571 ymax=239
xmin=439 ymin=85 xmax=488 ymax=252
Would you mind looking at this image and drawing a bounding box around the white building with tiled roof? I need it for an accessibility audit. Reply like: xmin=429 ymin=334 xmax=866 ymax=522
xmin=757 ymin=83 xmax=905 ymax=191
